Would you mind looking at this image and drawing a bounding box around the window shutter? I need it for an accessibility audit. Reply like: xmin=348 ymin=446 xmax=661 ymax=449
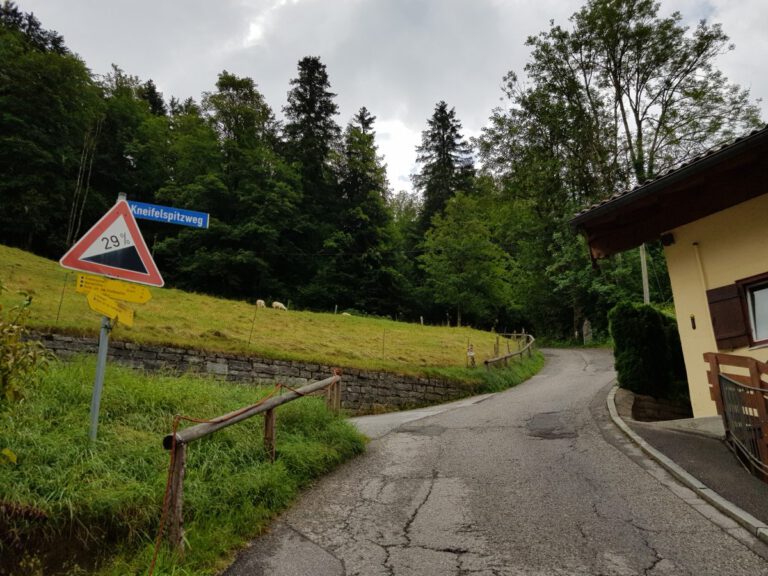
xmin=706 ymin=284 xmax=750 ymax=350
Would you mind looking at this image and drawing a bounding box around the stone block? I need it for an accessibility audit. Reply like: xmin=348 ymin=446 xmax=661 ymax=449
xmin=206 ymin=362 xmax=228 ymax=375
xmin=52 ymin=334 xmax=74 ymax=342
xmin=162 ymin=346 xmax=187 ymax=355
xmin=228 ymin=360 xmax=252 ymax=371
xmin=131 ymin=350 xmax=159 ymax=360
xmin=253 ymin=364 xmax=279 ymax=375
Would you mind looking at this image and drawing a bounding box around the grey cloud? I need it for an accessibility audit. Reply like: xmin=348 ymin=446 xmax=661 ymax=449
xmin=18 ymin=0 xmax=768 ymax=191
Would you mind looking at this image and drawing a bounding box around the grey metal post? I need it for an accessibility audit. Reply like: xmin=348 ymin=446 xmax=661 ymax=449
xmin=89 ymin=316 xmax=112 ymax=441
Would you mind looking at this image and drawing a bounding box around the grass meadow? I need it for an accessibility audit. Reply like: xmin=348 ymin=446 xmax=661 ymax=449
xmin=1 ymin=244 xmax=528 ymax=376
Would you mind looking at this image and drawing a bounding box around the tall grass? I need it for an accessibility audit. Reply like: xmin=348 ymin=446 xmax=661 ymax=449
xmin=0 ymin=357 xmax=365 ymax=575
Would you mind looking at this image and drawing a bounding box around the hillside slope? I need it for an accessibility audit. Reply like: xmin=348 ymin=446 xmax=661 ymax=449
xmin=1 ymin=244 xmax=519 ymax=375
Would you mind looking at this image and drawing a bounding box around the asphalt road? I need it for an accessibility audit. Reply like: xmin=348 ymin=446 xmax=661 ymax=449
xmin=224 ymin=348 xmax=768 ymax=575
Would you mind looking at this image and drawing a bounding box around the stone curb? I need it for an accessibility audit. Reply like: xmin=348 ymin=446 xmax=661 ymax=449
xmin=606 ymin=385 xmax=768 ymax=545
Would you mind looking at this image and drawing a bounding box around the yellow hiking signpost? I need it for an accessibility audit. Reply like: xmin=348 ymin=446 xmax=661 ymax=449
xmin=86 ymin=289 xmax=135 ymax=327
xmin=76 ymin=273 xmax=152 ymax=304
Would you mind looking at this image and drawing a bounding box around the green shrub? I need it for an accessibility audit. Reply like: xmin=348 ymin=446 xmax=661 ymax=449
xmin=0 ymin=282 xmax=50 ymax=403
xmin=608 ymin=302 xmax=688 ymax=401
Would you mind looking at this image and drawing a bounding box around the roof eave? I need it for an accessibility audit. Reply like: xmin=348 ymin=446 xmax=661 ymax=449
xmin=570 ymin=127 xmax=768 ymax=232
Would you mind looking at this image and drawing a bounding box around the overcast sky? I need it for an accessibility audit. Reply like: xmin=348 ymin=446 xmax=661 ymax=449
xmin=19 ymin=0 xmax=768 ymax=194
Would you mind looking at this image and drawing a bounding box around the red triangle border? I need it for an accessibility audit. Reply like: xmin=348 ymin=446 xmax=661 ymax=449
xmin=60 ymin=200 xmax=164 ymax=287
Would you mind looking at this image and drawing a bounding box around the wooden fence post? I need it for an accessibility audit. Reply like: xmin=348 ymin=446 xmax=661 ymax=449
xmin=264 ymin=408 xmax=276 ymax=463
xmin=703 ymin=352 xmax=724 ymax=413
xmin=326 ymin=385 xmax=334 ymax=412
xmin=334 ymin=381 xmax=341 ymax=413
xmin=748 ymin=359 xmax=768 ymax=478
xmin=168 ymin=442 xmax=187 ymax=556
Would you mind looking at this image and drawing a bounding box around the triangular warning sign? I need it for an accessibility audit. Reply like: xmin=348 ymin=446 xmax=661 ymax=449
xmin=60 ymin=200 xmax=164 ymax=287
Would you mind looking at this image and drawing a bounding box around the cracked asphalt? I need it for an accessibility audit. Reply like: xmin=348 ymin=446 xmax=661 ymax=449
xmin=223 ymin=348 xmax=768 ymax=575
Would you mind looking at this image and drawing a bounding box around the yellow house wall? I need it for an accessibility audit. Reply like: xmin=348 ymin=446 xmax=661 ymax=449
xmin=663 ymin=193 xmax=768 ymax=417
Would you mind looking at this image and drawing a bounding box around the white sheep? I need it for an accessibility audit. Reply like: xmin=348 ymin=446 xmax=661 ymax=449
xmin=341 ymin=312 xmax=351 ymax=316
xmin=272 ymin=301 xmax=287 ymax=311
xmin=256 ymin=299 xmax=266 ymax=308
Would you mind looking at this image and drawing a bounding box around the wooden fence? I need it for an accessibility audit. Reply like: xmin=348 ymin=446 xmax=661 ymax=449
xmin=484 ymin=333 xmax=536 ymax=369
xmin=159 ymin=372 xmax=342 ymax=554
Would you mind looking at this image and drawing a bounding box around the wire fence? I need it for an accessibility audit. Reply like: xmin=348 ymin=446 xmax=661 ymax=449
xmin=719 ymin=373 xmax=768 ymax=477
xmin=705 ymin=352 xmax=768 ymax=483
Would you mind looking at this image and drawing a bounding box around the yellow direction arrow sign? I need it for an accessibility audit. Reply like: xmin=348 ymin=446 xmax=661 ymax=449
xmin=76 ymin=273 xmax=152 ymax=304
xmin=86 ymin=289 xmax=134 ymax=327
xmin=75 ymin=273 xmax=106 ymax=293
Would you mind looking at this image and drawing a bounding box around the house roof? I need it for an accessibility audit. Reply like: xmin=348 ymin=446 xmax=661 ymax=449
xmin=571 ymin=125 xmax=768 ymax=259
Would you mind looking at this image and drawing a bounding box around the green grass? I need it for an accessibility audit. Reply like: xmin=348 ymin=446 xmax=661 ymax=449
xmin=423 ymin=351 xmax=545 ymax=393
xmin=1 ymin=244 xmax=521 ymax=376
xmin=0 ymin=357 xmax=366 ymax=575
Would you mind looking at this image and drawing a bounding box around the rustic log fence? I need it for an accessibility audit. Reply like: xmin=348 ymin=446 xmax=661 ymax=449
xmin=484 ymin=333 xmax=536 ymax=369
xmin=158 ymin=372 xmax=342 ymax=556
xmin=704 ymin=352 xmax=768 ymax=482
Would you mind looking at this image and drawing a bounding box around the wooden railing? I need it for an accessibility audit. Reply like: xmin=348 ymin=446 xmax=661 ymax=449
xmin=704 ymin=352 xmax=768 ymax=481
xmin=484 ymin=333 xmax=535 ymax=369
xmin=159 ymin=372 xmax=342 ymax=554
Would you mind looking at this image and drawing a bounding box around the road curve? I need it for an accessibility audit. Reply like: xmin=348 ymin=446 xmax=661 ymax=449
xmin=224 ymin=348 xmax=768 ymax=575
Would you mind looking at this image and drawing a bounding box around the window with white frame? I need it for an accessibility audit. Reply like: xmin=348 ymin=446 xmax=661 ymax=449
xmin=746 ymin=281 xmax=768 ymax=344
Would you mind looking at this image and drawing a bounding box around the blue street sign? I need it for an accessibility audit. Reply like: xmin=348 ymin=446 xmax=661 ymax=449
xmin=127 ymin=201 xmax=209 ymax=229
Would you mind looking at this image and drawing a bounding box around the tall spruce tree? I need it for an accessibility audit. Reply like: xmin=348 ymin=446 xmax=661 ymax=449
xmin=413 ymin=101 xmax=474 ymax=231
xmin=282 ymin=56 xmax=342 ymax=292
xmin=138 ymin=79 xmax=167 ymax=117
xmin=306 ymin=108 xmax=403 ymax=314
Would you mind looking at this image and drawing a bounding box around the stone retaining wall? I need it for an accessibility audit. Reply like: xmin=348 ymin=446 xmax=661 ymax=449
xmin=39 ymin=333 xmax=478 ymax=412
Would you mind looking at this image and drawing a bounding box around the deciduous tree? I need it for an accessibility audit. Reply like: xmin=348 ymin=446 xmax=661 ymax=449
xmin=420 ymin=194 xmax=512 ymax=327
xmin=476 ymin=0 xmax=761 ymax=338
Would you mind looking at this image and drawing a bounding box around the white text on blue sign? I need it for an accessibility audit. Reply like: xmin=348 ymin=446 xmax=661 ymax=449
xmin=127 ymin=201 xmax=209 ymax=229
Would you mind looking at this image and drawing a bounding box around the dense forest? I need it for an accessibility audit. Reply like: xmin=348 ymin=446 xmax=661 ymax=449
xmin=0 ymin=0 xmax=762 ymax=339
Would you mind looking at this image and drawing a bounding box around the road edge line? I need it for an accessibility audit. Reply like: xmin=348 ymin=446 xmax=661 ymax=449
xmin=606 ymin=385 xmax=768 ymax=545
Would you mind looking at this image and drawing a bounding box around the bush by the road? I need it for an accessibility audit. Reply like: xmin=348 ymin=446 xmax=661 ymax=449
xmin=609 ymin=302 xmax=688 ymax=401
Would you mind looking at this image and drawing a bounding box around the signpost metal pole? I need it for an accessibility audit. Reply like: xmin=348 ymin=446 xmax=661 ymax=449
xmin=89 ymin=315 xmax=112 ymax=441
xmin=88 ymin=193 xmax=124 ymax=442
